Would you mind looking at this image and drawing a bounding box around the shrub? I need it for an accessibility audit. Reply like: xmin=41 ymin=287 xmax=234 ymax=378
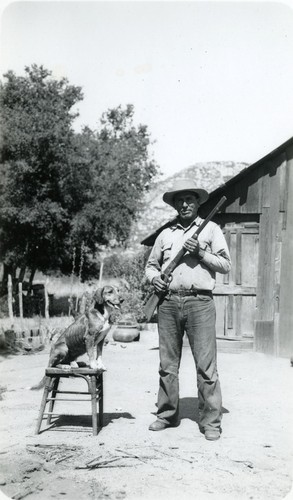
xmin=103 ymin=249 xmax=151 ymax=322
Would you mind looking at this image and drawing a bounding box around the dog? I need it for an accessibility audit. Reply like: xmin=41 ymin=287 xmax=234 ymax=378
xmin=31 ymin=285 xmax=123 ymax=390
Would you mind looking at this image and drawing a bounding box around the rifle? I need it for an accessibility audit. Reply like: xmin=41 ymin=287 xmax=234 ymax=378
xmin=143 ymin=195 xmax=227 ymax=322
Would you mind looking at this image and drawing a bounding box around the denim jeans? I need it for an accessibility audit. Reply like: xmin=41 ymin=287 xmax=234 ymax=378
xmin=156 ymin=293 xmax=222 ymax=431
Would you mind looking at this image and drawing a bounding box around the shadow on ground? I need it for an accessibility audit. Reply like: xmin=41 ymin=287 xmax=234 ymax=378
xmin=179 ymin=397 xmax=229 ymax=424
xmin=38 ymin=412 xmax=135 ymax=434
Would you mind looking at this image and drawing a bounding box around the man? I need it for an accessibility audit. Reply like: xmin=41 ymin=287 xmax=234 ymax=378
xmin=145 ymin=179 xmax=231 ymax=441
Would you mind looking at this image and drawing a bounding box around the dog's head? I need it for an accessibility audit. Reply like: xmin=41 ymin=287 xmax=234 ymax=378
xmin=93 ymin=285 xmax=123 ymax=312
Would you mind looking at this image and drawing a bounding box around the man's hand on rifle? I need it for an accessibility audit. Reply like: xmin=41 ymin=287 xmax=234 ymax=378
xmin=183 ymin=236 xmax=200 ymax=256
xmin=152 ymin=275 xmax=170 ymax=293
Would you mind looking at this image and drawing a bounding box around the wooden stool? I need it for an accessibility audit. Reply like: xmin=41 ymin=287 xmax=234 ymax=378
xmin=35 ymin=367 xmax=104 ymax=436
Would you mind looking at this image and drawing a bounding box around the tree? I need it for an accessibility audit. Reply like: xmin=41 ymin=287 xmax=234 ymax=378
xmin=0 ymin=66 xmax=159 ymax=293
xmin=0 ymin=65 xmax=84 ymax=289
xmin=70 ymin=105 xmax=158 ymax=252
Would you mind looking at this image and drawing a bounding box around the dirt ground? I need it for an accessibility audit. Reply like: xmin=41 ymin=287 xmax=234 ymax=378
xmin=0 ymin=327 xmax=292 ymax=500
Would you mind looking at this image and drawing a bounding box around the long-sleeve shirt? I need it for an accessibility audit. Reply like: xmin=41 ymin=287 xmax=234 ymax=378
xmin=145 ymin=216 xmax=231 ymax=291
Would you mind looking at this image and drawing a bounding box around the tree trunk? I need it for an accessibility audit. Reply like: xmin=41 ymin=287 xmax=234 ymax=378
xmin=27 ymin=267 xmax=36 ymax=293
xmin=0 ymin=264 xmax=9 ymax=296
xmin=18 ymin=266 xmax=26 ymax=283
xmin=1 ymin=264 xmax=14 ymax=296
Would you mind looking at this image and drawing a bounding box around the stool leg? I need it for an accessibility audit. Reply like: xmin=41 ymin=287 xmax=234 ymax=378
xmin=90 ymin=375 xmax=98 ymax=436
xmin=98 ymin=374 xmax=103 ymax=429
xmin=35 ymin=376 xmax=52 ymax=435
xmin=47 ymin=376 xmax=60 ymax=424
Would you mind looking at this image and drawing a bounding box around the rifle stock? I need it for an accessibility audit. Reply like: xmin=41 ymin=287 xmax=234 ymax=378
xmin=143 ymin=195 xmax=227 ymax=322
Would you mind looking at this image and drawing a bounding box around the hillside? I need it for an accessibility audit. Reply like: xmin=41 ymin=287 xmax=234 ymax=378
xmin=128 ymin=161 xmax=248 ymax=248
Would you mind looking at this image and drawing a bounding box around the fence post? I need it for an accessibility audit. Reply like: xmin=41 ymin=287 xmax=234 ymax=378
xmin=7 ymin=274 xmax=14 ymax=326
xmin=99 ymin=250 xmax=107 ymax=286
xmin=18 ymin=281 xmax=24 ymax=331
xmin=79 ymin=293 xmax=87 ymax=314
xmin=44 ymin=279 xmax=49 ymax=319
xmin=99 ymin=258 xmax=104 ymax=285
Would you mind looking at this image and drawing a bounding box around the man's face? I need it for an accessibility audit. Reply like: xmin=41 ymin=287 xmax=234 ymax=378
xmin=173 ymin=191 xmax=199 ymax=223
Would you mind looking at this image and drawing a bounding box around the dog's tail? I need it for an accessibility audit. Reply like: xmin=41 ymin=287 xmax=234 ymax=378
xmin=30 ymin=375 xmax=47 ymax=391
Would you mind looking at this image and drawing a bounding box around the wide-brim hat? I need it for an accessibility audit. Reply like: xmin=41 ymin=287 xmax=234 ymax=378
xmin=162 ymin=179 xmax=209 ymax=208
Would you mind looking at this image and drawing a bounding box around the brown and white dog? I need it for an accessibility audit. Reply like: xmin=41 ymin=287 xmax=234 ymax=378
xmin=31 ymin=286 xmax=123 ymax=390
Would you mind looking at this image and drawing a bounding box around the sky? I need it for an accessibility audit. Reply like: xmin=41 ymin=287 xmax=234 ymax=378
xmin=1 ymin=0 xmax=293 ymax=178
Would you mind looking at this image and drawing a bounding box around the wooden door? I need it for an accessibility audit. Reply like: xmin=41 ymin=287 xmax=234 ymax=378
xmin=214 ymin=222 xmax=259 ymax=338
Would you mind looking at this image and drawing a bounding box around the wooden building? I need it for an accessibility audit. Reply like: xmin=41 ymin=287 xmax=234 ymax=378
xmin=142 ymin=138 xmax=293 ymax=358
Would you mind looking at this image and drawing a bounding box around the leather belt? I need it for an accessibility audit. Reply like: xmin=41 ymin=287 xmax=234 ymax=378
xmin=169 ymin=289 xmax=212 ymax=297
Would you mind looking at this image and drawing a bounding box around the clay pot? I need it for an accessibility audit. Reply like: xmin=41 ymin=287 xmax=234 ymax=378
xmin=113 ymin=322 xmax=140 ymax=342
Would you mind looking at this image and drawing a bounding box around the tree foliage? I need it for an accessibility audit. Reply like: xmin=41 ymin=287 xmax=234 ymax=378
xmin=0 ymin=65 xmax=159 ymax=291
xmin=70 ymin=105 xmax=158 ymax=250
xmin=0 ymin=65 xmax=83 ymax=284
